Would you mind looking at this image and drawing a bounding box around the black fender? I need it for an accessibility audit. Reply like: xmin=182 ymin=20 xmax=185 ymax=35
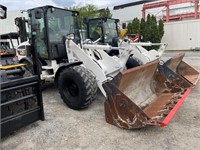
xmin=18 ymin=57 xmax=33 ymax=65
xmin=19 ymin=57 xmax=47 ymax=73
xmin=54 ymin=61 xmax=82 ymax=87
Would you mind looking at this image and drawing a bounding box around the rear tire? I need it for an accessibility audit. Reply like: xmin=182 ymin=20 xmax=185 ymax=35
xmin=58 ymin=66 xmax=98 ymax=110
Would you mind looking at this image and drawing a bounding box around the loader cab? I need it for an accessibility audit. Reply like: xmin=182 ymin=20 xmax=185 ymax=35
xmin=85 ymin=18 xmax=119 ymax=46
xmin=28 ymin=6 xmax=80 ymax=62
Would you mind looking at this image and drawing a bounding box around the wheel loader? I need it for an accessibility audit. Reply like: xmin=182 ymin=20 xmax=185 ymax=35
xmin=24 ymin=5 xmax=198 ymax=129
xmin=83 ymin=17 xmax=168 ymax=67
xmin=0 ymin=6 xmax=44 ymax=137
xmin=83 ymin=17 xmax=199 ymax=87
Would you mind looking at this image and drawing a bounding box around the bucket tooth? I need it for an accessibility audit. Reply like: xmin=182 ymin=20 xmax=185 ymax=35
xmin=103 ymin=60 xmax=191 ymax=129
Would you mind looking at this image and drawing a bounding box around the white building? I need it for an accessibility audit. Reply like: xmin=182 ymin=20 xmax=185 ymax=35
xmin=0 ymin=11 xmax=28 ymax=34
xmin=111 ymin=1 xmax=164 ymax=22
xmin=111 ymin=0 xmax=200 ymax=50
xmin=163 ymin=19 xmax=200 ymax=50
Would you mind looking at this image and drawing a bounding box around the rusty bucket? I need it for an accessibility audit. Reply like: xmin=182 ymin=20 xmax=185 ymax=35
xmin=103 ymin=60 xmax=192 ymax=129
xmin=159 ymin=53 xmax=199 ymax=87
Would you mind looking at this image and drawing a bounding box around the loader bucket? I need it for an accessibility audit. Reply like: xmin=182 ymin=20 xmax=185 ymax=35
xmin=103 ymin=60 xmax=191 ymax=129
xmin=159 ymin=53 xmax=199 ymax=87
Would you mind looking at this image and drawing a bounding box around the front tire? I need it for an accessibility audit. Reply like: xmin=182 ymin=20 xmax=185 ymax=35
xmin=58 ymin=66 xmax=98 ymax=110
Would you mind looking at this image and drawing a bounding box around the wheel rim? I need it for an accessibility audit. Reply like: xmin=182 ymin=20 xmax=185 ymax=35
xmin=66 ymin=80 xmax=79 ymax=97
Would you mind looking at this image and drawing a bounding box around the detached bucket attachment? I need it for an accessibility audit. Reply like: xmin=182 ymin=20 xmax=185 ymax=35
xmin=159 ymin=53 xmax=199 ymax=87
xmin=103 ymin=60 xmax=191 ymax=129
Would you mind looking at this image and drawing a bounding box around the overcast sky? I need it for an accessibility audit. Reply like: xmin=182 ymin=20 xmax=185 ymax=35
xmin=1 ymin=0 xmax=135 ymax=11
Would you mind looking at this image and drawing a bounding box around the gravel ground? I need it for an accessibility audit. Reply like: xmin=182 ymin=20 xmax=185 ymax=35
xmin=1 ymin=52 xmax=200 ymax=150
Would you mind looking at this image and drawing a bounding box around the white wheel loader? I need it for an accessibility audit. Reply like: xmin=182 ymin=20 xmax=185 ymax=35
xmin=24 ymin=5 xmax=199 ymax=129
xmin=83 ymin=17 xmax=168 ymax=67
xmin=83 ymin=17 xmax=199 ymax=87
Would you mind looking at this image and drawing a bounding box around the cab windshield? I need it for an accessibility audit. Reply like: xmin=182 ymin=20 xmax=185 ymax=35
xmin=88 ymin=20 xmax=102 ymax=41
xmin=88 ymin=19 xmax=118 ymax=43
xmin=47 ymin=8 xmax=79 ymax=42
xmin=103 ymin=19 xmax=118 ymax=43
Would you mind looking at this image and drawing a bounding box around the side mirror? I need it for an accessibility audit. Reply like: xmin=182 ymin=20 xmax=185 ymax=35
xmin=35 ymin=9 xmax=42 ymax=19
xmin=0 ymin=4 xmax=7 ymax=19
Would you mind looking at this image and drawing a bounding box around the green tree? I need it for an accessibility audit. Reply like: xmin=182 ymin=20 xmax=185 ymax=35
xmin=140 ymin=18 xmax=146 ymax=41
xmin=131 ymin=18 xmax=140 ymax=34
xmin=69 ymin=5 xmax=112 ymax=28
xmin=158 ymin=19 xmax=164 ymax=40
xmin=127 ymin=22 xmax=133 ymax=34
xmin=99 ymin=7 xmax=112 ymax=18
xmin=125 ymin=15 xmax=165 ymax=49
xmin=150 ymin=15 xmax=160 ymax=49
xmin=144 ymin=14 xmax=152 ymax=42
xmin=69 ymin=4 xmax=99 ymax=28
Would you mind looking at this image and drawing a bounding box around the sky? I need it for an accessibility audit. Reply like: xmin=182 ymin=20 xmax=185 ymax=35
xmin=1 ymin=0 xmax=135 ymax=11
